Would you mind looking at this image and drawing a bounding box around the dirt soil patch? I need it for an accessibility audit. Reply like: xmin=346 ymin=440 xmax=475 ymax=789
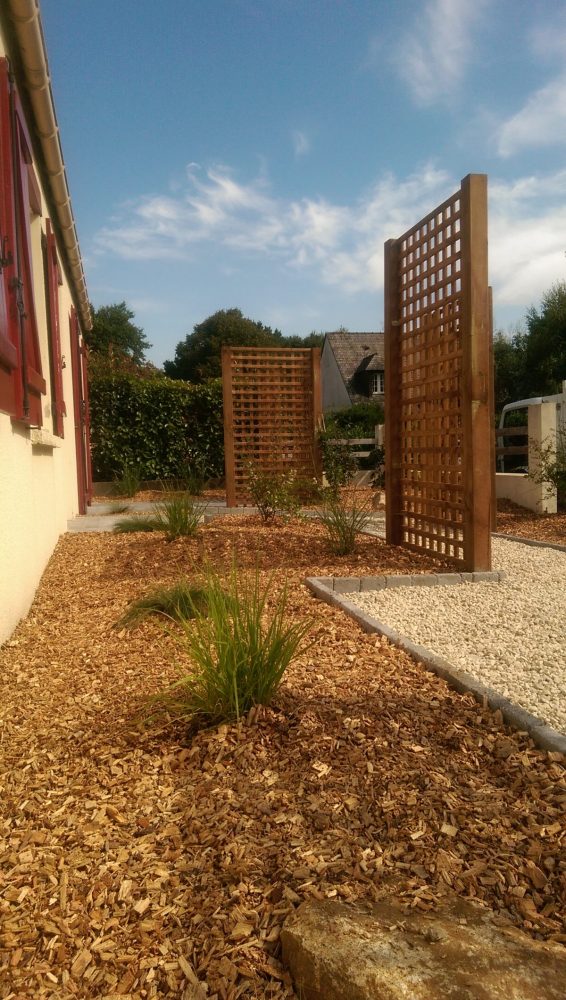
xmin=1 ymin=516 xmax=565 ymax=999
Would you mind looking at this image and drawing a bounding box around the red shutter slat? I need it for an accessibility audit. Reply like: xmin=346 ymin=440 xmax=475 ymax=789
xmin=0 ymin=58 xmax=20 ymax=416
xmin=14 ymin=111 xmax=45 ymax=424
xmin=45 ymin=219 xmax=66 ymax=436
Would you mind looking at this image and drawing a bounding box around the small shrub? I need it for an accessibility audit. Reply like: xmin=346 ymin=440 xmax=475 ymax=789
xmin=315 ymin=497 xmax=372 ymax=554
xmin=113 ymin=494 xmax=205 ymax=539
xmin=319 ymin=436 xmax=358 ymax=494
xmin=246 ymin=465 xmax=302 ymax=523
xmin=177 ymin=456 xmax=208 ymax=496
xmin=160 ymin=561 xmax=312 ymax=724
xmin=152 ymin=493 xmax=205 ymax=540
xmin=528 ymin=427 xmax=566 ymax=508
xmin=113 ymin=465 xmax=142 ymax=497
xmin=117 ymin=581 xmax=210 ymax=627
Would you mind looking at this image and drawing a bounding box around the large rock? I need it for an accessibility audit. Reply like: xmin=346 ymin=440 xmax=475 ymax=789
xmin=281 ymin=898 xmax=566 ymax=1000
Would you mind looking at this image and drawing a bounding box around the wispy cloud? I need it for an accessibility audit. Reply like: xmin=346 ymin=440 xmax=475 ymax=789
xmin=497 ymin=74 xmax=566 ymax=156
xmin=94 ymin=162 xmax=450 ymax=293
xmin=392 ymin=0 xmax=487 ymax=106
xmin=292 ymin=130 xmax=310 ymax=158
xmin=94 ymin=163 xmax=566 ymax=316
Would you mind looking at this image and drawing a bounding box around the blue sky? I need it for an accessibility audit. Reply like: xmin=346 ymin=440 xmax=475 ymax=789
xmin=41 ymin=0 xmax=566 ymax=367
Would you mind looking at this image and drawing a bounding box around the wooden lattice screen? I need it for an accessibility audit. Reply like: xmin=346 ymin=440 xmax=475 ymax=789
xmin=222 ymin=346 xmax=322 ymax=507
xmin=384 ymin=174 xmax=493 ymax=571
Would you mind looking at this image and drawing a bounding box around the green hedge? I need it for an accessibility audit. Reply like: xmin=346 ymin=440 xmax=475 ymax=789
xmin=88 ymin=374 xmax=224 ymax=481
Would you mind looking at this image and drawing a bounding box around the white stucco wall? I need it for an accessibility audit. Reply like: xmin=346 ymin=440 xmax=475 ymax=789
xmin=0 ymin=94 xmax=82 ymax=642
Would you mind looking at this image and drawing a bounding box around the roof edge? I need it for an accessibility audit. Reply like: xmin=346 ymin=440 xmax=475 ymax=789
xmin=6 ymin=0 xmax=91 ymax=330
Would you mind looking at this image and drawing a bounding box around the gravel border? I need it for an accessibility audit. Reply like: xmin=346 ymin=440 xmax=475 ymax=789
xmin=305 ymin=542 xmax=566 ymax=755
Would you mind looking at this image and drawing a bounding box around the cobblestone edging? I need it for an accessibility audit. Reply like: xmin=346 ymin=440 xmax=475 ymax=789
xmin=492 ymin=532 xmax=566 ymax=554
xmin=305 ymin=574 xmax=566 ymax=756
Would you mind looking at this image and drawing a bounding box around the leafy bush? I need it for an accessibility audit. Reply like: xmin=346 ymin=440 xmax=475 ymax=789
xmin=529 ymin=428 xmax=566 ymax=508
xmin=315 ymin=497 xmax=372 ymax=554
xmin=113 ymin=494 xmax=205 ymax=540
xmin=324 ymin=401 xmax=384 ymax=437
xmin=89 ymin=373 xmax=224 ymax=481
xmin=318 ymin=435 xmax=358 ymax=493
xmin=117 ymin=581 xmax=210 ymax=627
xmin=160 ymin=562 xmax=312 ymax=724
xmin=246 ymin=465 xmax=303 ymax=523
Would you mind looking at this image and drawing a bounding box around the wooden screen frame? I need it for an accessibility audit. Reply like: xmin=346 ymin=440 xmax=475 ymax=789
xmin=222 ymin=346 xmax=322 ymax=507
xmin=385 ymin=174 xmax=492 ymax=571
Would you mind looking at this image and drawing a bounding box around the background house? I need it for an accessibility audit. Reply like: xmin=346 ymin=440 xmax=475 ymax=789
xmin=321 ymin=332 xmax=384 ymax=412
xmin=0 ymin=0 xmax=92 ymax=643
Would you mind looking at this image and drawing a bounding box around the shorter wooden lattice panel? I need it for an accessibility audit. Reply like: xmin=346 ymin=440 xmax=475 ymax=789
xmin=222 ymin=346 xmax=321 ymax=506
xmin=385 ymin=174 xmax=492 ymax=571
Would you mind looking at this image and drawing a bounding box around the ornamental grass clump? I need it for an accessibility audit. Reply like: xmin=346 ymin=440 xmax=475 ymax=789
xmin=116 ymin=581 xmax=210 ymax=628
xmin=113 ymin=494 xmax=205 ymax=540
xmin=163 ymin=561 xmax=312 ymax=724
xmin=315 ymin=496 xmax=372 ymax=555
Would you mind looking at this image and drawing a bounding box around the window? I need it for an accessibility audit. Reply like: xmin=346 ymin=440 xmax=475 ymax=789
xmin=0 ymin=57 xmax=45 ymax=424
xmin=371 ymin=371 xmax=384 ymax=395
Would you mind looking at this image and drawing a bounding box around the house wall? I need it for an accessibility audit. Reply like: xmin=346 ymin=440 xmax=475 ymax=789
xmin=0 ymin=33 xmax=82 ymax=642
xmin=321 ymin=340 xmax=351 ymax=412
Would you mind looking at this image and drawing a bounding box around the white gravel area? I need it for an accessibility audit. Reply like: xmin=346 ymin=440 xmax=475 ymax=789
xmin=348 ymin=537 xmax=566 ymax=734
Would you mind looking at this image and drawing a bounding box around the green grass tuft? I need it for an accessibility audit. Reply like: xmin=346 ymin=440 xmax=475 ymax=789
xmin=314 ymin=497 xmax=372 ymax=554
xmin=157 ymin=560 xmax=313 ymax=725
xmin=117 ymin=581 xmax=210 ymax=627
xmin=113 ymin=516 xmax=159 ymax=534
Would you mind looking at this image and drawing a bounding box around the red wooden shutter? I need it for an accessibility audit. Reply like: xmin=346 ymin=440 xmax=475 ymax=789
xmin=0 ymin=58 xmax=19 ymax=417
xmin=45 ymin=219 xmax=66 ymax=436
xmin=13 ymin=107 xmax=45 ymax=425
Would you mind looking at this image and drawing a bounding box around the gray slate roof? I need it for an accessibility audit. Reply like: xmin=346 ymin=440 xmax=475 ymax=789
xmin=324 ymin=332 xmax=384 ymax=403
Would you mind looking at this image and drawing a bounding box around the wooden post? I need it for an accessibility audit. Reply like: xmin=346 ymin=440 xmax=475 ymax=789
xmin=311 ymin=347 xmax=323 ymax=481
xmin=460 ymin=174 xmax=492 ymax=571
xmin=488 ymin=286 xmax=497 ymax=532
xmin=221 ymin=346 xmax=236 ymax=508
xmin=384 ymin=238 xmax=403 ymax=546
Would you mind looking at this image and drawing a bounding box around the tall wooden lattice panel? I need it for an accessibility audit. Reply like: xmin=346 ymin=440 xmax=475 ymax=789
xmin=385 ymin=174 xmax=493 ymax=571
xmin=222 ymin=346 xmax=322 ymax=507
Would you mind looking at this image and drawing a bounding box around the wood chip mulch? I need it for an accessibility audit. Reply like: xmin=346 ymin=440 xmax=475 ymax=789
xmin=496 ymin=499 xmax=566 ymax=545
xmin=1 ymin=516 xmax=565 ymax=999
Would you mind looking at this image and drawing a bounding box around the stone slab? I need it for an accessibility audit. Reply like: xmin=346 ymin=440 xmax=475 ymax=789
xmin=281 ymin=898 xmax=566 ymax=1000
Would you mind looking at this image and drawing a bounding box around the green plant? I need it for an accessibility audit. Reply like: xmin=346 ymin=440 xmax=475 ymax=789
xmin=113 ymin=494 xmax=205 ymax=540
xmin=324 ymin=401 xmax=384 ymax=437
xmin=318 ymin=435 xmax=358 ymax=494
xmin=113 ymin=516 xmax=160 ymax=534
xmin=116 ymin=581 xmax=211 ymax=627
xmin=528 ymin=427 xmax=566 ymax=508
xmin=107 ymin=502 xmax=130 ymax=514
xmin=153 ymin=493 xmax=206 ymax=540
xmin=315 ymin=497 xmax=372 ymax=554
xmin=113 ymin=464 xmax=142 ymax=497
xmin=159 ymin=561 xmax=313 ymax=724
xmin=246 ymin=465 xmax=302 ymax=523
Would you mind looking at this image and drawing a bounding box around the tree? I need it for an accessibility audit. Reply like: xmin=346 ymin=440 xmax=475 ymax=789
xmin=524 ymin=281 xmax=566 ymax=395
xmin=164 ymin=308 xmax=320 ymax=382
xmin=492 ymin=328 xmax=528 ymax=414
xmin=85 ymin=302 xmax=152 ymax=365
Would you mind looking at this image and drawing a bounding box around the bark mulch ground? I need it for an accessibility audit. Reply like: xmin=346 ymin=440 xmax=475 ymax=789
xmin=496 ymin=499 xmax=566 ymax=545
xmin=1 ymin=515 xmax=565 ymax=1000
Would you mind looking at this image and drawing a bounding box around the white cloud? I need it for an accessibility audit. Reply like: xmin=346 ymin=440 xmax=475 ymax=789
xmin=489 ymin=170 xmax=566 ymax=305
xmin=393 ymin=0 xmax=487 ymax=105
xmin=497 ymin=74 xmax=566 ymax=156
xmin=94 ymin=163 xmax=566 ymax=317
xmin=292 ymin=130 xmax=310 ymax=157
